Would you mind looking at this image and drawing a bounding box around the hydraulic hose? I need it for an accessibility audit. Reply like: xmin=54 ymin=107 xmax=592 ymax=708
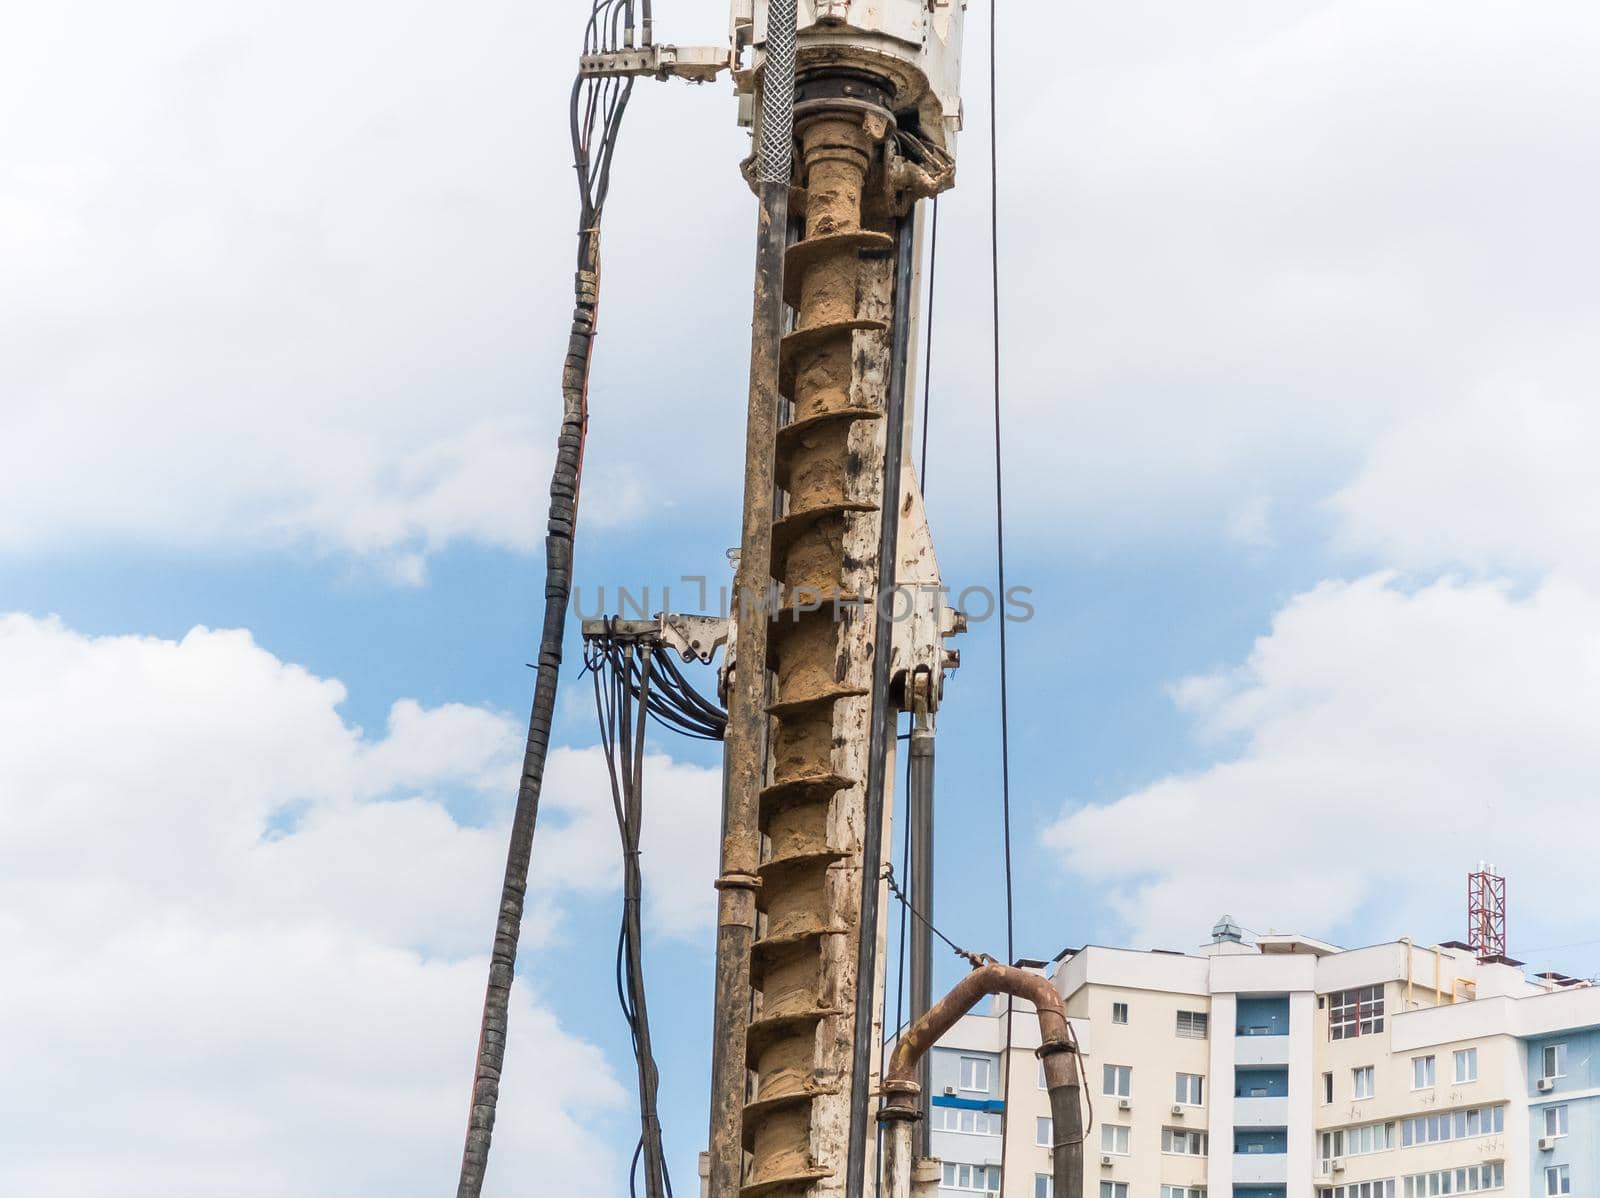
xmin=455 ymin=227 xmax=601 ymax=1198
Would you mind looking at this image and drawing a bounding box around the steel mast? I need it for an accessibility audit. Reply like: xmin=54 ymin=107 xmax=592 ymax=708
xmin=707 ymin=5 xmax=966 ymax=1197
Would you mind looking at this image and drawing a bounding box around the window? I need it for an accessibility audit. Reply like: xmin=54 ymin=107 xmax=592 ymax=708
xmin=1330 ymin=985 xmax=1385 ymax=1040
xmin=1175 ymin=1073 xmax=1204 ymax=1106
xmin=1035 ymin=1176 xmax=1054 ymax=1198
xmin=942 ymin=1163 xmax=1000 ymax=1192
xmin=1546 ymin=1106 xmax=1569 ymax=1138
xmin=1323 ymin=1072 xmax=1335 ymax=1104
xmin=1454 ymin=1049 xmax=1478 ymax=1083
xmin=959 ymin=1056 xmax=992 ymax=1092
xmin=1163 ymin=1189 xmax=1207 ymax=1198
xmin=1036 ymin=1117 xmax=1053 ymax=1147
xmin=1163 ymin=1128 xmax=1207 ymax=1156
xmin=1103 ymin=1064 xmax=1132 ymax=1098
xmin=1412 ymin=1056 xmax=1437 ymax=1090
xmin=1546 ymin=1167 xmax=1571 ymax=1198
xmin=1353 ymin=1066 xmax=1375 ymax=1100
xmin=1101 ymin=1124 xmax=1130 ymax=1155
xmin=1038 ymin=1060 xmax=1047 ymax=1089
xmin=1101 ymin=1184 xmax=1129 ymax=1198
xmin=1176 ymin=1010 xmax=1209 ymax=1039
xmin=1321 ymin=1183 xmax=1398 ymax=1198
xmin=1111 ymin=1001 xmax=1129 ymax=1024
xmin=935 ymin=1107 xmax=1002 ymax=1135
xmin=1544 ymin=1044 xmax=1568 ymax=1080
xmin=1321 ymin=1121 xmax=1396 ymax=1166
xmin=1400 ymin=1105 xmax=1505 ymax=1146
xmin=1402 ymin=1164 xmax=1504 ymax=1198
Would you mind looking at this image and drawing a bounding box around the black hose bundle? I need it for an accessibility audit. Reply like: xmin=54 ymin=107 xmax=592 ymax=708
xmin=455 ymin=3 xmax=650 ymax=1195
xmin=589 ymin=641 xmax=673 ymax=1198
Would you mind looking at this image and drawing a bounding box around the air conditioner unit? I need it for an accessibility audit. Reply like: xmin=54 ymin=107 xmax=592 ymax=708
xmin=1331 ymin=1159 xmax=1346 ymax=1173
xmin=1118 ymin=1098 xmax=1133 ymax=1111
xmin=1100 ymin=1155 xmax=1115 ymax=1168
xmin=943 ymin=1085 xmax=957 ymax=1096
xmin=1539 ymin=1136 xmax=1558 ymax=1151
xmin=1538 ymin=1077 xmax=1556 ymax=1092
xmin=1171 ymin=1104 xmax=1186 ymax=1116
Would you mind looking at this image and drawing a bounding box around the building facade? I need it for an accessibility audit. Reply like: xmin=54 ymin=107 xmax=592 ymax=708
xmin=918 ymin=924 xmax=1597 ymax=1198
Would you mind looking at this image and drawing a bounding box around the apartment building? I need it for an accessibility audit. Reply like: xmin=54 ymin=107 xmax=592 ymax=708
xmin=921 ymin=920 xmax=1597 ymax=1198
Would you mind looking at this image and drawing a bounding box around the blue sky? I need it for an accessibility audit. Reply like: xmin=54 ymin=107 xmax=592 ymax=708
xmin=6 ymin=1 xmax=1600 ymax=1195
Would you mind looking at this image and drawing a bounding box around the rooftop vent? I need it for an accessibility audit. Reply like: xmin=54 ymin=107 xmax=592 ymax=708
xmin=1211 ymin=915 xmax=1245 ymax=944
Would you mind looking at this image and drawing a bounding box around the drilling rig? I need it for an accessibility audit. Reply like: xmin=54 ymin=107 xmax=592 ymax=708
xmin=457 ymin=4 xmax=1084 ymax=1198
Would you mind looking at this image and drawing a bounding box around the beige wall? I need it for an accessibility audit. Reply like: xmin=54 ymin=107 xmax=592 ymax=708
xmin=1004 ymin=979 xmax=1214 ymax=1198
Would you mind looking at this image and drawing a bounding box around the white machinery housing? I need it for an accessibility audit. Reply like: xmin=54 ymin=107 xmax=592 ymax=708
xmin=731 ymin=0 xmax=966 ymax=157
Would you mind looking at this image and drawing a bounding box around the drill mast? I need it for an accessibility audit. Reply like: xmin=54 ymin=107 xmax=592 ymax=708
xmin=708 ymin=5 xmax=965 ymax=1198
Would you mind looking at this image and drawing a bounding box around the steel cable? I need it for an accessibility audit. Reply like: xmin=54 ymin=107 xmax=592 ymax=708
xmin=985 ymin=0 xmax=1021 ymax=1188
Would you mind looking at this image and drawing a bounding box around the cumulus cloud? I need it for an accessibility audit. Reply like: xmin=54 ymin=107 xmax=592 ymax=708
xmin=923 ymin=0 xmax=1600 ymax=547
xmin=0 ymin=0 xmax=737 ymax=574
xmin=9 ymin=0 xmax=1599 ymax=570
xmin=1045 ymin=574 xmax=1600 ymax=953
xmin=0 ymin=613 xmax=719 ymax=1195
xmin=1330 ymin=391 xmax=1600 ymax=582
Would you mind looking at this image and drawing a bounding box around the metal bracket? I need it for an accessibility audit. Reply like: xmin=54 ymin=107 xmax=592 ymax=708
xmin=579 ymin=612 xmax=731 ymax=665
xmin=888 ymin=471 xmax=964 ymax=713
xmin=578 ymin=44 xmax=731 ymax=82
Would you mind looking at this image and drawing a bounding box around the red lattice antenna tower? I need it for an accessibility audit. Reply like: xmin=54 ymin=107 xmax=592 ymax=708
xmin=1468 ymin=862 xmax=1508 ymax=961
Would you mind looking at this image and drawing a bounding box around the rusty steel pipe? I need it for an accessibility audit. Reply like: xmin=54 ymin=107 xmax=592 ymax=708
xmin=881 ymin=964 xmax=1083 ymax=1198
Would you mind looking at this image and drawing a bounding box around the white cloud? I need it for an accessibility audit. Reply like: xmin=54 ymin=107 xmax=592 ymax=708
xmin=0 ymin=0 xmax=734 ymax=573
xmin=9 ymin=0 xmax=1600 ymax=570
xmin=1045 ymin=573 xmax=1600 ymax=954
xmin=1330 ymin=391 xmax=1600 ymax=582
xmin=0 ymin=613 xmax=720 ymax=1195
xmin=924 ymin=0 xmax=1600 ymax=547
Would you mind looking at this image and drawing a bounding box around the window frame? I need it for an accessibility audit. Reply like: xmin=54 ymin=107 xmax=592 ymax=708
xmin=1036 ymin=1116 xmax=1053 ymax=1147
xmin=1543 ymin=1043 xmax=1568 ymax=1080
xmin=1545 ymin=1105 xmax=1569 ymax=1138
xmin=1412 ymin=1056 xmax=1437 ymax=1090
xmin=1329 ymin=985 xmax=1386 ymax=1040
xmin=1176 ymin=1009 xmax=1209 ymax=1040
xmin=1453 ymin=1048 xmax=1478 ymax=1084
xmin=1162 ymin=1127 xmax=1208 ymax=1156
xmin=935 ymin=1106 xmax=1001 ymax=1136
xmin=1175 ymin=1072 xmax=1204 ymax=1106
xmin=1353 ymin=1065 xmax=1375 ymax=1101
xmin=959 ymin=1055 xmax=992 ymax=1093
xmin=1546 ymin=1166 xmax=1571 ymax=1198
xmin=1111 ymin=1001 xmax=1129 ymax=1025
xmin=941 ymin=1163 xmax=998 ymax=1193
xmin=1323 ymin=1072 xmax=1335 ymax=1104
xmin=1103 ymin=1063 xmax=1132 ymax=1098
xmin=1100 ymin=1123 xmax=1131 ymax=1155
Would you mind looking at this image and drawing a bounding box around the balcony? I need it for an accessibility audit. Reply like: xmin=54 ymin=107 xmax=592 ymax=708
xmin=1233 ymin=1097 xmax=1289 ymax=1128
xmin=1234 ymin=1035 xmax=1291 ymax=1068
xmin=1233 ymin=1153 xmax=1289 ymax=1186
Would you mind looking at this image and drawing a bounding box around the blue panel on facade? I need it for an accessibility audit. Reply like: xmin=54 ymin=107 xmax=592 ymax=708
xmin=1234 ymin=1129 xmax=1288 ymax=1154
xmin=930 ymin=1095 xmax=1006 ymax=1112
xmin=1235 ymin=1067 xmax=1289 ymax=1097
xmin=1235 ymin=1187 xmax=1285 ymax=1198
xmin=1236 ymin=995 xmax=1291 ymax=1037
xmin=1527 ymin=1028 xmax=1600 ymax=1198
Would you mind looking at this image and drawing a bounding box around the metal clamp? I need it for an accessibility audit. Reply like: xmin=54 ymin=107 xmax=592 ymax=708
xmin=578 ymin=44 xmax=731 ymax=82
xmin=579 ymin=613 xmax=730 ymax=664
